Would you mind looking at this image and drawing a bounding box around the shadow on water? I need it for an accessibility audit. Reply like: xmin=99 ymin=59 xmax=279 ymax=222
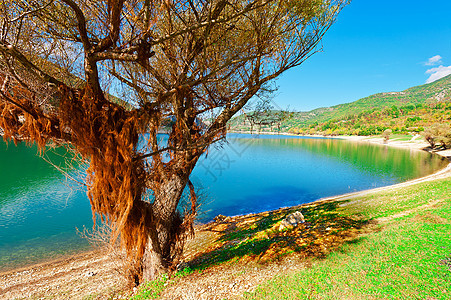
xmin=188 ymin=200 xmax=370 ymax=270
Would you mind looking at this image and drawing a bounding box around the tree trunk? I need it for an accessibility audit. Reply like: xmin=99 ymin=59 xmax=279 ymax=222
xmin=141 ymin=172 xmax=189 ymax=282
xmin=142 ymin=239 xmax=166 ymax=281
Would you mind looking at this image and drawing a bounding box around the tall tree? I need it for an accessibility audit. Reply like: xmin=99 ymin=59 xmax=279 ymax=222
xmin=0 ymin=0 xmax=348 ymax=282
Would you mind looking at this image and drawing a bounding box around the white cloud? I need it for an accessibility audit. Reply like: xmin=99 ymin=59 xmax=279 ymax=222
xmin=425 ymin=55 xmax=443 ymax=66
xmin=425 ymin=65 xmax=451 ymax=83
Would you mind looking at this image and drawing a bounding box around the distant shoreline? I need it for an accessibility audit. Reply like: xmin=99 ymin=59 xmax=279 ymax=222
xmin=229 ymin=130 xmax=451 ymax=159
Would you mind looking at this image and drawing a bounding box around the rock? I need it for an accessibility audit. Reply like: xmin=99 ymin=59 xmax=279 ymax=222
xmin=439 ymin=257 xmax=451 ymax=271
xmin=214 ymin=214 xmax=229 ymax=222
xmin=85 ymin=271 xmax=97 ymax=277
xmin=176 ymin=261 xmax=190 ymax=271
xmin=278 ymin=211 xmax=305 ymax=230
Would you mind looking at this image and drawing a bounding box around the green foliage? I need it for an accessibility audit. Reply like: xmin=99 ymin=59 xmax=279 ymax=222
xmin=130 ymin=274 xmax=169 ymax=300
xmin=129 ymin=267 xmax=194 ymax=300
xmin=174 ymin=267 xmax=194 ymax=278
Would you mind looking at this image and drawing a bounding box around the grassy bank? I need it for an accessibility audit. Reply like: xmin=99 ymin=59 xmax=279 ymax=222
xmin=132 ymin=173 xmax=451 ymax=299
xmin=245 ymin=177 xmax=451 ymax=299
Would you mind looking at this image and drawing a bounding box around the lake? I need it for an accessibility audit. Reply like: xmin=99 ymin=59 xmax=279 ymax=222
xmin=0 ymin=134 xmax=447 ymax=271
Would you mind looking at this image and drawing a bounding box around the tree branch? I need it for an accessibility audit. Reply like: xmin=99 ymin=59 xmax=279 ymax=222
xmin=94 ymin=0 xmax=126 ymax=52
xmin=60 ymin=0 xmax=92 ymax=50
xmin=133 ymin=135 xmax=224 ymax=161
xmin=10 ymin=0 xmax=55 ymax=23
xmin=147 ymin=0 xmax=274 ymax=47
xmin=92 ymin=51 xmax=139 ymax=62
xmin=0 ymin=42 xmax=64 ymax=87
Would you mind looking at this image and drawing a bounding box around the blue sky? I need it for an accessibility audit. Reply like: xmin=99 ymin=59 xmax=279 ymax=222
xmin=273 ymin=0 xmax=451 ymax=111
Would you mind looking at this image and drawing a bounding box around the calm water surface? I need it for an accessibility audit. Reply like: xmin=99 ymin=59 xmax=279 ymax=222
xmin=0 ymin=134 xmax=447 ymax=271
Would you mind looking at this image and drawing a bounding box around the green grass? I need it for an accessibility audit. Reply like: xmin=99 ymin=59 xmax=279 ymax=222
xmin=129 ymin=267 xmax=194 ymax=300
xmin=244 ymin=178 xmax=451 ymax=299
xmin=390 ymin=134 xmax=414 ymax=141
xmin=342 ymin=179 xmax=451 ymax=219
xmin=129 ymin=274 xmax=168 ymax=300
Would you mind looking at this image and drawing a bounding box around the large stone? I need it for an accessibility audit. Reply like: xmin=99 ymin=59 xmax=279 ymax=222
xmin=214 ymin=214 xmax=230 ymax=222
xmin=278 ymin=211 xmax=305 ymax=230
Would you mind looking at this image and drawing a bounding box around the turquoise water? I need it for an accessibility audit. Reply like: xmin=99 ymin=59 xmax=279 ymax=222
xmin=0 ymin=134 xmax=447 ymax=271
xmin=0 ymin=143 xmax=92 ymax=271
xmin=191 ymin=134 xmax=447 ymax=220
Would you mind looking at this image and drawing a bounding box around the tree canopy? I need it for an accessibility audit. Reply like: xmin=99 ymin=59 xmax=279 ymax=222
xmin=0 ymin=0 xmax=348 ymax=281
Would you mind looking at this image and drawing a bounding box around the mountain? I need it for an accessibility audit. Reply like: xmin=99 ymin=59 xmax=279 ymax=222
xmin=230 ymin=74 xmax=451 ymax=135
xmin=298 ymin=74 xmax=451 ymax=124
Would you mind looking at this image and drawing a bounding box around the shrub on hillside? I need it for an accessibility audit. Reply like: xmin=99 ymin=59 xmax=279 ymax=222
xmin=422 ymin=124 xmax=451 ymax=149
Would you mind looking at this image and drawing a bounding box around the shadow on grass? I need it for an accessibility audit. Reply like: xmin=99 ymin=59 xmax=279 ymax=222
xmin=188 ymin=201 xmax=371 ymax=270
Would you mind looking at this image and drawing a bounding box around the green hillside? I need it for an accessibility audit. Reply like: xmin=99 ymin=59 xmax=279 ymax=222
xmin=230 ymin=74 xmax=451 ymax=135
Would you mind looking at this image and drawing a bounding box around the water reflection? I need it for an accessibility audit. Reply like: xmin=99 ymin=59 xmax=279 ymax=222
xmin=229 ymin=135 xmax=446 ymax=180
xmin=193 ymin=134 xmax=447 ymax=221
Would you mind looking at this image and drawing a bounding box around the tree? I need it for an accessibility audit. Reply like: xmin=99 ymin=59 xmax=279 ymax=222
xmin=244 ymin=98 xmax=290 ymax=133
xmin=0 ymin=0 xmax=348 ymax=282
xmin=423 ymin=124 xmax=451 ymax=149
xmin=382 ymin=128 xmax=392 ymax=143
